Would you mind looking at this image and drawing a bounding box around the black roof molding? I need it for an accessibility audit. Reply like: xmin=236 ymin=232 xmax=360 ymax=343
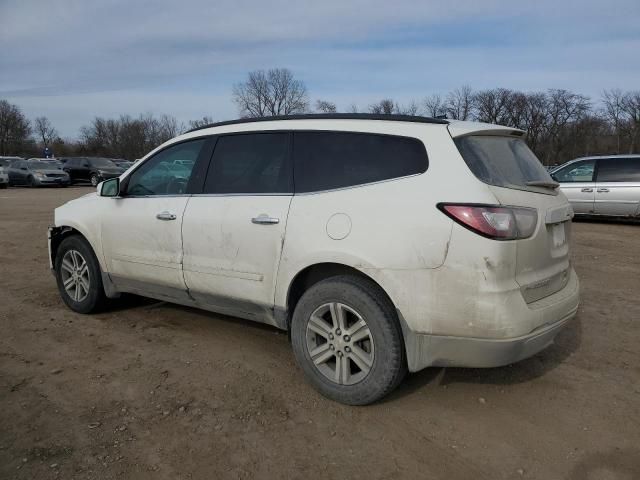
xmin=186 ymin=113 xmax=449 ymax=133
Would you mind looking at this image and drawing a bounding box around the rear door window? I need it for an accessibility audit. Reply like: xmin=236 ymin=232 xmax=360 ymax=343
xmin=455 ymin=135 xmax=553 ymax=191
xmin=203 ymin=133 xmax=292 ymax=194
xmin=596 ymin=158 xmax=640 ymax=182
xmin=552 ymin=160 xmax=596 ymax=183
xmin=293 ymin=131 xmax=428 ymax=193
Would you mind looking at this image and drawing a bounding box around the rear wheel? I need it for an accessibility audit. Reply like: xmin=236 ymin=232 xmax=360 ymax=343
xmin=291 ymin=275 xmax=406 ymax=405
xmin=54 ymin=235 xmax=108 ymax=313
xmin=0 ymin=183 xmax=7 ymax=189
xmin=90 ymin=174 xmax=100 ymax=187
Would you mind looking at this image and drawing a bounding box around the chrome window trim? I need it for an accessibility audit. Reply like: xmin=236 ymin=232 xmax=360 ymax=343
xmin=294 ymin=172 xmax=425 ymax=196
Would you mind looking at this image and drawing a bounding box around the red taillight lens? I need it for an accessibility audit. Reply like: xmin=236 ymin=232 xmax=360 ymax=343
xmin=438 ymin=204 xmax=537 ymax=240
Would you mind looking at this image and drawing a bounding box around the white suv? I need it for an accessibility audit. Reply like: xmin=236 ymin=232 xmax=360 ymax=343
xmin=49 ymin=114 xmax=580 ymax=405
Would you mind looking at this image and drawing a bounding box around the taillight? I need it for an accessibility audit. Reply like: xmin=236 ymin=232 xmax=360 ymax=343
xmin=437 ymin=203 xmax=537 ymax=240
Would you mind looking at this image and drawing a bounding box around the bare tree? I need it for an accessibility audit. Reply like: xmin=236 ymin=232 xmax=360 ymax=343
xmin=397 ymin=100 xmax=421 ymax=116
xmin=423 ymin=94 xmax=445 ymax=117
xmin=188 ymin=116 xmax=215 ymax=129
xmin=0 ymin=100 xmax=31 ymax=155
xmin=474 ymin=88 xmax=511 ymax=124
xmin=544 ymin=89 xmax=590 ymax=163
xmin=601 ymin=89 xmax=627 ymax=153
xmin=622 ymin=91 xmax=640 ymax=153
xmin=369 ymin=99 xmax=397 ymax=114
xmin=522 ymin=92 xmax=549 ymax=158
xmin=34 ymin=116 xmax=58 ymax=147
xmin=233 ymin=68 xmax=309 ymax=117
xmin=80 ymin=113 xmax=182 ymax=159
xmin=315 ymin=100 xmax=337 ymax=113
xmin=445 ymin=86 xmax=474 ymax=120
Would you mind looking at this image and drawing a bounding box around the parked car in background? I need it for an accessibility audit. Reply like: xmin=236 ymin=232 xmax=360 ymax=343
xmin=0 ymin=157 xmax=21 ymax=188
xmin=111 ymin=159 xmax=134 ymax=169
xmin=49 ymin=114 xmax=580 ymax=405
xmin=8 ymin=158 xmax=70 ymax=187
xmin=62 ymin=157 xmax=125 ymax=186
xmin=551 ymin=155 xmax=640 ymax=217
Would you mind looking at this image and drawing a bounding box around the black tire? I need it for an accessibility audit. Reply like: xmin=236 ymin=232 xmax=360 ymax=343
xmin=291 ymin=275 xmax=407 ymax=405
xmin=0 ymin=183 xmax=7 ymax=189
xmin=54 ymin=235 xmax=108 ymax=314
xmin=27 ymin=176 xmax=36 ymax=187
xmin=90 ymin=174 xmax=100 ymax=187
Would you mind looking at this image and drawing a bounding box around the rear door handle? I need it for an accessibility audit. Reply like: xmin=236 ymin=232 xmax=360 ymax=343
xmin=581 ymin=188 xmax=593 ymax=192
xmin=251 ymin=214 xmax=279 ymax=225
xmin=156 ymin=211 xmax=177 ymax=221
xmin=597 ymin=188 xmax=609 ymax=193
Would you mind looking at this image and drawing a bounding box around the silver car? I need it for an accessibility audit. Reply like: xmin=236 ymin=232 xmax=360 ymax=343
xmin=551 ymin=155 xmax=640 ymax=217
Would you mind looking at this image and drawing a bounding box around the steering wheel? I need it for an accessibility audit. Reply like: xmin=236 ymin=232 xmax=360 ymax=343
xmin=166 ymin=176 xmax=188 ymax=194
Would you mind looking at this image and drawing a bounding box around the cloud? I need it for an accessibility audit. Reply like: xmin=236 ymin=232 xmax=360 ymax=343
xmin=1 ymin=0 xmax=639 ymax=137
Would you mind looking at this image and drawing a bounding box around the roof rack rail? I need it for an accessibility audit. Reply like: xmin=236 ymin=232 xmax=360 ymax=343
xmin=186 ymin=113 xmax=449 ymax=133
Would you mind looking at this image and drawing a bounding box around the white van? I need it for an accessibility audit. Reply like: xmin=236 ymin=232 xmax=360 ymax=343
xmin=49 ymin=114 xmax=579 ymax=405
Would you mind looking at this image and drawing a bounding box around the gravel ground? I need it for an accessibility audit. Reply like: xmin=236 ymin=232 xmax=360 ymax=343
xmin=1 ymin=186 xmax=639 ymax=480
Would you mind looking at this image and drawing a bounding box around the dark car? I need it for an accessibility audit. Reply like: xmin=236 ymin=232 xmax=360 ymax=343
xmin=63 ymin=157 xmax=125 ymax=186
xmin=111 ymin=159 xmax=134 ymax=169
xmin=8 ymin=158 xmax=70 ymax=187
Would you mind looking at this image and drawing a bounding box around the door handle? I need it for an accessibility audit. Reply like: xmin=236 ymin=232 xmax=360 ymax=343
xmin=251 ymin=214 xmax=279 ymax=225
xmin=596 ymin=188 xmax=609 ymax=193
xmin=581 ymin=188 xmax=593 ymax=192
xmin=156 ymin=211 xmax=177 ymax=221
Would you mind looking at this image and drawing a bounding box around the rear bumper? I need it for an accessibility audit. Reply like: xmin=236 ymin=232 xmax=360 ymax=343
xmin=403 ymin=268 xmax=580 ymax=371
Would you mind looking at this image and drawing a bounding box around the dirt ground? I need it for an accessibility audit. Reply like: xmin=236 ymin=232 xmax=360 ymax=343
xmin=0 ymin=186 xmax=639 ymax=480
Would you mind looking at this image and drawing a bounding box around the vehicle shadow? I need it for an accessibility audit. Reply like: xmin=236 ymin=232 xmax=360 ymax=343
xmin=573 ymin=216 xmax=640 ymax=226
xmin=385 ymin=314 xmax=583 ymax=401
xmin=105 ymin=295 xmax=584 ymax=399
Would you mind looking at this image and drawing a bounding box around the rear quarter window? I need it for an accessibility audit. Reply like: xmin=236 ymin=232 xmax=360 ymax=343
xmin=596 ymin=158 xmax=640 ymax=182
xmin=293 ymin=131 xmax=428 ymax=193
xmin=455 ymin=135 xmax=552 ymax=192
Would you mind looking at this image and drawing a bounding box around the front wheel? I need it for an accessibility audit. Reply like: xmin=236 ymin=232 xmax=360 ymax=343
xmin=0 ymin=183 xmax=7 ymax=189
xmin=54 ymin=235 xmax=108 ymax=313
xmin=291 ymin=275 xmax=406 ymax=405
xmin=28 ymin=176 xmax=36 ymax=187
xmin=90 ymin=174 xmax=100 ymax=187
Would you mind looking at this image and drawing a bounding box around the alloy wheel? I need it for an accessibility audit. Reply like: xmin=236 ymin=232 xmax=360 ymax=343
xmin=305 ymin=302 xmax=375 ymax=385
xmin=60 ymin=249 xmax=90 ymax=302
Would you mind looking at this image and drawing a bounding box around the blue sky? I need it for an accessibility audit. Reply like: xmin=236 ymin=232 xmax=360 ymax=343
xmin=1 ymin=0 xmax=639 ymax=138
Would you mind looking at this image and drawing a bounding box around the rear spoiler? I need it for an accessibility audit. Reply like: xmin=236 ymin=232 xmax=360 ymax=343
xmin=447 ymin=121 xmax=525 ymax=139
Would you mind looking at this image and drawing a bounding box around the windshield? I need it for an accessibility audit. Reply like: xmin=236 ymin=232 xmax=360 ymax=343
xmin=28 ymin=160 xmax=62 ymax=169
xmin=0 ymin=159 xmax=15 ymax=167
xmin=90 ymin=158 xmax=118 ymax=168
xmin=455 ymin=135 xmax=553 ymax=192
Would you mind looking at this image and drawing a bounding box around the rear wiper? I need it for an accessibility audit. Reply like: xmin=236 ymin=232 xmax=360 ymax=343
xmin=526 ymin=180 xmax=559 ymax=189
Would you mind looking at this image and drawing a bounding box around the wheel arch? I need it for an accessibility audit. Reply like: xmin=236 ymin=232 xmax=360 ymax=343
xmin=50 ymin=224 xmax=105 ymax=272
xmin=284 ymin=262 xmax=398 ymax=331
xmin=50 ymin=224 xmax=119 ymax=299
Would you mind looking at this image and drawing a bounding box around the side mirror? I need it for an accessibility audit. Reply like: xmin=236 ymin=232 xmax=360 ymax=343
xmin=99 ymin=177 xmax=120 ymax=197
xmin=550 ymin=173 xmax=558 ymax=182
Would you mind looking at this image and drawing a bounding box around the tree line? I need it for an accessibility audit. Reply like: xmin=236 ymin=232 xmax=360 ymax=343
xmin=1 ymin=68 xmax=638 ymax=165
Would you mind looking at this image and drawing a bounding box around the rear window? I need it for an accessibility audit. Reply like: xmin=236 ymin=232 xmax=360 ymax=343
xmin=293 ymin=131 xmax=428 ymax=193
xmin=455 ymin=136 xmax=552 ymax=192
xmin=596 ymin=157 xmax=640 ymax=182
